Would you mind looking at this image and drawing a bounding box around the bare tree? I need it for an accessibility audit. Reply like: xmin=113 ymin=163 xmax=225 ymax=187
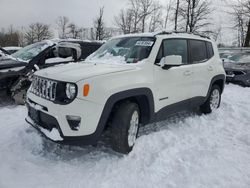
xmin=0 ymin=26 xmax=21 ymax=46
xmin=25 ymin=23 xmax=52 ymax=44
xmin=129 ymin=0 xmax=142 ymax=33
xmin=140 ymin=0 xmax=163 ymax=32
xmin=148 ymin=2 xmax=163 ymax=32
xmin=242 ymin=0 xmax=250 ymax=46
xmin=244 ymin=20 xmax=250 ymax=46
xmin=231 ymin=3 xmax=246 ymax=46
xmin=174 ymin=0 xmax=180 ymax=31
xmin=115 ymin=0 xmax=163 ymax=33
xmin=115 ymin=9 xmax=134 ymax=34
xmin=228 ymin=0 xmax=250 ymax=46
xmin=139 ymin=0 xmax=153 ymax=32
xmin=56 ymin=16 xmax=69 ymax=39
xmin=67 ymin=23 xmax=82 ymax=39
xmin=164 ymin=0 xmax=173 ymax=28
xmin=179 ymin=0 xmax=212 ymax=32
xmin=94 ymin=7 xmax=106 ymax=40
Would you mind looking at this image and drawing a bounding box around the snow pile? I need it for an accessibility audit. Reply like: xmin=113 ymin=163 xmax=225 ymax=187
xmin=3 ymin=46 xmax=22 ymax=51
xmin=86 ymin=52 xmax=146 ymax=66
xmin=45 ymin=57 xmax=73 ymax=64
xmin=40 ymin=128 xmax=63 ymax=141
xmin=87 ymin=52 xmax=127 ymax=65
xmin=26 ymin=117 xmax=63 ymax=141
xmin=0 ymin=84 xmax=250 ymax=188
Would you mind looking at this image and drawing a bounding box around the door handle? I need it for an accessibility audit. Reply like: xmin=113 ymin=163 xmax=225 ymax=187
xmin=183 ymin=71 xmax=193 ymax=76
xmin=207 ymin=66 xmax=213 ymax=71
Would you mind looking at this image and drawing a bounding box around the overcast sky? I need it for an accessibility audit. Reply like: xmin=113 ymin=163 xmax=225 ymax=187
xmin=0 ymin=0 xmax=231 ymax=28
xmin=0 ymin=0 xmax=229 ymax=27
xmin=0 ymin=0 xmax=236 ymax=44
xmin=0 ymin=0 xmax=128 ymax=28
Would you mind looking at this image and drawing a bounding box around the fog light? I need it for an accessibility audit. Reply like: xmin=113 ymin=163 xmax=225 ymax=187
xmin=66 ymin=115 xmax=81 ymax=131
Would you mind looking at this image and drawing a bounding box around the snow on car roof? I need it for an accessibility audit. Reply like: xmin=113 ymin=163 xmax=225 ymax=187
xmin=50 ymin=38 xmax=104 ymax=44
xmin=111 ymin=30 xmax=212 ymax=41
xmin=3 ymin=46 xmax=22 ymax=51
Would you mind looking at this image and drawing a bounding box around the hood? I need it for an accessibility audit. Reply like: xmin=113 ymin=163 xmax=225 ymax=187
xmin=224 ymin=62 xmax=250 ymax=71
xmin=35 ymin=62 xmax=137 ymax=82
xmin=0 ymin=58 xmax=27 ymax=70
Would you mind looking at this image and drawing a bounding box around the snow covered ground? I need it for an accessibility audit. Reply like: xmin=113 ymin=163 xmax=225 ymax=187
xmin=0 ymin=84 xmax=250 ymax=188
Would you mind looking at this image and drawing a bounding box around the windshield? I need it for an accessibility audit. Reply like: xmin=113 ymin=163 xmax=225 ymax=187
xmin=87 ymin=37 xmax=155 ymax=64
xmin=12 ymin=41 xmax=52 ymax=62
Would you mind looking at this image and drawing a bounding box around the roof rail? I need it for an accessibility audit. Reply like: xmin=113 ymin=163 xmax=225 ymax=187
xmin=154 ymin=30 xmax=211 ymax=39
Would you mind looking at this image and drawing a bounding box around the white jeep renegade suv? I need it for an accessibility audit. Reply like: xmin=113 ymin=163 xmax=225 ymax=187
xmin=26 ymin=31 xmax=225 ymax=153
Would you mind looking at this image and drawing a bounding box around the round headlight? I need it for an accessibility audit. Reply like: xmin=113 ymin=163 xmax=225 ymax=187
xmin=65 ymin=83 xmax=76 ymax=99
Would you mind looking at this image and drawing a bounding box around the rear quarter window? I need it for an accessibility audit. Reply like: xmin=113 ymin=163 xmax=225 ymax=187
xmin=206 ymin=42 xmax=214 ymax=59
xmin=189 ymin=40 xmax=207 ymax=63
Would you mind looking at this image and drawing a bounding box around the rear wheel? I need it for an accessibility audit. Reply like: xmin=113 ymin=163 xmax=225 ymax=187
xmin=200 ymin=85 xmax=221 ymax=114
xmin=111 ymin=102 xmax=140 ymax=154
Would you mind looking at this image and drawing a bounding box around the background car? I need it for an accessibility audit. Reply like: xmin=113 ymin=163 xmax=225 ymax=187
xmin=0 ymin=39 xmax=103 ymax=104
xmin=220 ymin=51 xmax=250 ymax=87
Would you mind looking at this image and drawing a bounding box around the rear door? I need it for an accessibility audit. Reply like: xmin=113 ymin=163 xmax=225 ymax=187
xmin=189 ymin=40 xmax=214 ymax=99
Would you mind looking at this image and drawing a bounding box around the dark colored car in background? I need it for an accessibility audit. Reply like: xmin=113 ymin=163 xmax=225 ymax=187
xmin=220 ymin=50 xmax=250 ymax=87
xmin=0 ymin=39 xmax=103 ymax=104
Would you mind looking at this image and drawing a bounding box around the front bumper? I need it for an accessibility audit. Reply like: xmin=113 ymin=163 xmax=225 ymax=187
xmin=225 ymin=70 xmax=250 ymax=87
xmin=226 ymin=75 xmax=250 ymax=87
xmin=26 ymin=92 xmax=105 ymax=145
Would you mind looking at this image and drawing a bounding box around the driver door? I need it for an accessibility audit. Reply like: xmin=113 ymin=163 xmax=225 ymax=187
xmin=154 ymin=39 xmax=194 ymax=115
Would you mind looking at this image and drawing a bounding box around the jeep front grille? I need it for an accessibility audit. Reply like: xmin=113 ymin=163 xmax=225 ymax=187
xmin=30 ymin=76 xmax=57 ymax=101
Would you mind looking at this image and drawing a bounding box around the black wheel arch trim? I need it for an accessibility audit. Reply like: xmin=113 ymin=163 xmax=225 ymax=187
xmin=93 ymin=87 xmax=155 ymax=139
xmin=205 ymin=74 xmax=225 ymax=101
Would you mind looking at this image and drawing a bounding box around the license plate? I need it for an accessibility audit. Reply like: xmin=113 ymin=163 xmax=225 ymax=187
xmin=29 ymin=106 xmax=39 ymax=124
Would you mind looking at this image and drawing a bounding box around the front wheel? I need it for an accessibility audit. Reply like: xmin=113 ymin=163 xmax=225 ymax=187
xmin=200 ymin=85 xmax=221 ymax=114
xmin=111 ymin=102 xmax=140 ymax=154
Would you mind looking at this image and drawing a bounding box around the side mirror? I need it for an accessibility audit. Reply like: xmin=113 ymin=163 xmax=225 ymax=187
xmin=58 ymin=42 xmax=82 ymax=61
xmin=161 ymin=55 xmax=182 ymax=69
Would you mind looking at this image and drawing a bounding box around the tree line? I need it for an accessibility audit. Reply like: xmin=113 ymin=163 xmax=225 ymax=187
xmin=230 ymin=0 xmax=250 ymax=47
xmin=0 ymin=0 xmax=250 ymax=47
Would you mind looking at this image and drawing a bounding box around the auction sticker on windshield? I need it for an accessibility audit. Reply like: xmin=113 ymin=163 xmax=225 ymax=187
xmin=135 ymin=41 xmax=154 ymax=47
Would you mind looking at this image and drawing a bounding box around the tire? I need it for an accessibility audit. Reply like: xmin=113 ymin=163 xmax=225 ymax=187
xmin=200 ymin=85 xmax=221 ymax=114
xmin=111 ymin=102 xmax=140 ymax=154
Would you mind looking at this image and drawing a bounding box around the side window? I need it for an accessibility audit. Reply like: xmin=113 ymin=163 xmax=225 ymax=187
xmin=189 ymin=40 xmax=207 ymax=63
xmin=163 ymin=39 xmax=188 ymax=64
xmin=206 ymin=42 xmax=214 ymax=59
